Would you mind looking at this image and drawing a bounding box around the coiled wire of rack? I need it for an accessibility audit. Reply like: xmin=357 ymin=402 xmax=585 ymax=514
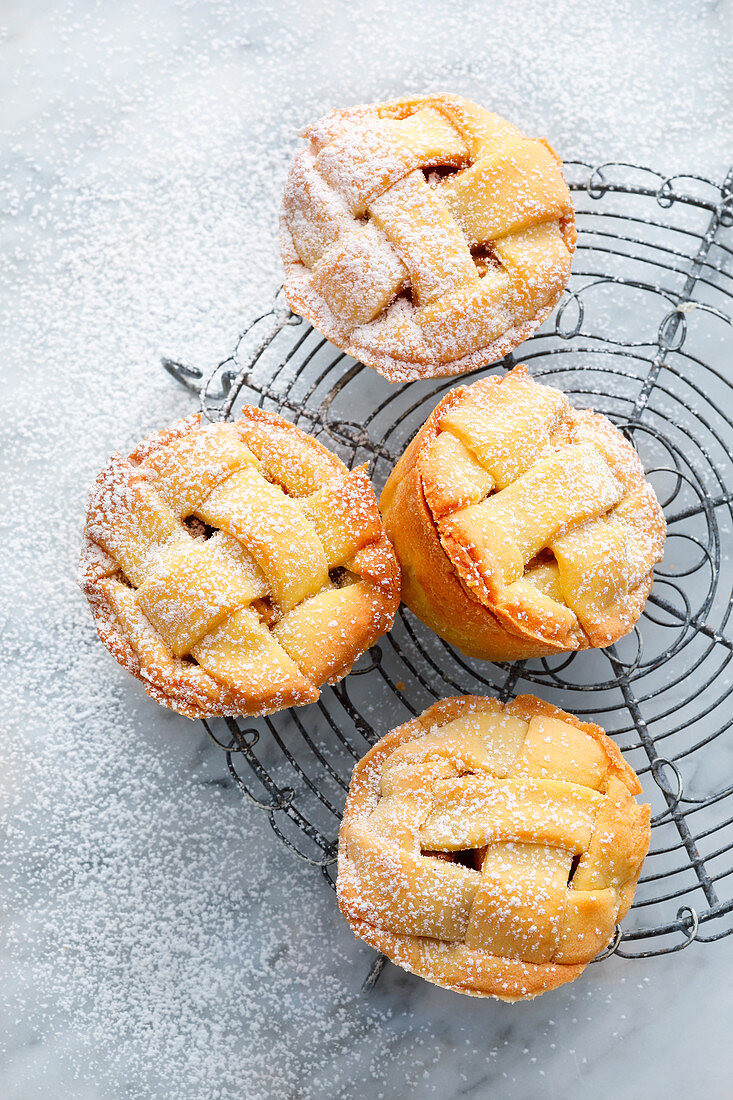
xmin=163 ymin=161 xmax=733 ymax=986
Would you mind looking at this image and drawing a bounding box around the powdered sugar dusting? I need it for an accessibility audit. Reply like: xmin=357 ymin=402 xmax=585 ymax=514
xmin=282 ymin=96 xmax=575 ymax=380
xmin=2 ymin=0 xmax=732 ymax=1095
xmin=338 ymin=696 xmax=648 ymax=1000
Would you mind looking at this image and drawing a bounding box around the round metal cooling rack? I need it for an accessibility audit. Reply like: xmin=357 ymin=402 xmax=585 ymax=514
xmin=164 ymin=161 xmax=733 ymax=982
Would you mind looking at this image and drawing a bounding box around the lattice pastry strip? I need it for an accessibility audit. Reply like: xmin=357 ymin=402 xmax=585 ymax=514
xmin=272 ymin=581 xmax=387 ymax=684
xmin=441 ymin=137 xmax=572 ymax=243
xmin=140 ymin=421 xmax=257 ymax=516
xmin=136 ymin=531 xmax=267 ymax=657
xmin=368 ymin=171 xmax=479 ymax=307
xmin=310 ymin=224 xmax=408 ymax=330
xmin=441 ymin=443 xmax=626 ymax=593
xmin=302 ymin=467 xmax=386 ymax=568
xmin=197 ymin=462 xmax=329 ymax=612
xmin=79 ymin=408 xmax=400 ymax=719
xmin=313 ymin=107 xmax=469 ymax=216
xmin=438 ymin=365 xmax=569 ymax=488
xmin=190 ymin=606 xmax=312 ymax=711
xmin=338 ymin=695 xmax=651 ymax=1000
xmin=282 ymin=94 xmax=576 ymax=382
xmin=380 ymin=366 xmax=666 ymax=659
xmin=464 ymin=843 xmax=573 ymax=962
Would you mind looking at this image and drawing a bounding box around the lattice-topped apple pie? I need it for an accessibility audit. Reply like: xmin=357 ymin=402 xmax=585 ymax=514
xmin=338 ymin=694 xmax=650 ymax=999
xmin=79 ymin=408 xmax=400 ymax=718
xmin=380 ymin=367 xmax=666 ymax=659
xmin=281 ymin=94 xmax=576 ymax=382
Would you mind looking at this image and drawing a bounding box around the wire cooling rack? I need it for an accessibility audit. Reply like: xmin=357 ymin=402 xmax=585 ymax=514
xmin=164 ymin=161 xmax=733 ymax=975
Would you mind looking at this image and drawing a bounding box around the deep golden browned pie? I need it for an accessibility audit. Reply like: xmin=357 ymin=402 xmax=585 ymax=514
xmin=281 ymin=94 xmax=576 ymax=382
xmin=338 ymin=694 xmax=650 ymax=1000
xmin=380 ymin=366 xmax=666 ymax=660
xmin=79 ymin=408 xmax=400 ymax=718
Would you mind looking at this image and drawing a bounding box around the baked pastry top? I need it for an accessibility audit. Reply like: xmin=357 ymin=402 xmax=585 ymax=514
xmin=380 ymin=366 xmax=666 ymax=660
xmin=281 ymin=94 xmax=576 ymax=382
xmin=79 ymin=408 xmax=400 ymax=718
xmin=338 ymin=694 xmax=650 ymax=1000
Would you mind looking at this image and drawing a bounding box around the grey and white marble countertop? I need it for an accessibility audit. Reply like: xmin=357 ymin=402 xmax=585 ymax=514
xmin=2 ymin=1 xmax=733 ymax=1097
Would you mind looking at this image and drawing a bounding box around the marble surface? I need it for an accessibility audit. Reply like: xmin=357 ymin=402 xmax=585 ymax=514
xmin=2 ymin=1 xmax=733 ymax=1097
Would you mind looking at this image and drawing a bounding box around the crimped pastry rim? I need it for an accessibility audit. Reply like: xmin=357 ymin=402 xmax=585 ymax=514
xmin=280 ymin=94 xmax=577 ymax=383
xmin=78 ymin=407 xmax=401 ymax=719
xmin=337 ymin=693 xmax=650 ymax=1000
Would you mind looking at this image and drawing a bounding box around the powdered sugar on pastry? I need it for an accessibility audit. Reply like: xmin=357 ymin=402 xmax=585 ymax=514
xmin=79 ymin=407 xmax=400 ymax=718
xmin=380 ymin=366 xmax=666 ymax=659
xmin=337 ymin=694 xmax=651 ymax=1000
xmin=281 ymin=95 xmax=576 ymax=382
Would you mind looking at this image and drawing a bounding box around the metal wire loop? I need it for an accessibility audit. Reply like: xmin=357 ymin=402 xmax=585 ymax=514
xmin=554 ymin=289 xmax=585 ymax=339
xmin=586 ymin=164 xmax=608 ymax=199
xmin=649 ymin=758 xmax=684 ymax=824
xmin=658 ymin=310 xmax=687 ymax=352
xmin=676 ymin=905 xmax=699 ymax=946
xmin=592 ymin=925 xmax=623 ymax=962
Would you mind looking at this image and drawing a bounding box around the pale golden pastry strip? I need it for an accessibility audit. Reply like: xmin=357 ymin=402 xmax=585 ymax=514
xmin=140 ymin=421 xmax=258 ymax=517
xmin=493 ymin=222 xmax=573 ymax=313
xmin=273 ymin=581 xmax=385 ymax=684
xmin=86 ymin=456 xmax=178 ymax=589
xmin=310 ymin=225 xmax=408 ymax=329
xmin=235 ymin=406 xmax=346 ymax=496
xmin=368 ymin=171 xmax=479 ymax=307
xmin=302 ymin=466 xmax=385 ymax=568
xmin=438 ymin=369 xmax=569 ymax=488
xmin=441 ymin=137 xmax=573 ymax=243
xmin=465 ymin=843 xmax=571 ymax=962
xmin=198 ymin=464 xmax=328 ymax=612
xmin=421 ymin=431 xmax=495 ymax=516
xmin=315 ymin=107 xmax=468 ymax=216
xmin=345 ymin=821 xmax=479 ymax=941
xmin=441 ymin=442 xmax=625 ymax=591
xmin=515 ymin=715 xmax=610 ymax=791
xmin=191 ymin=606 xmax=316 ymax=709
xmin=135 ymin=531 xmax=267 ymax=657
xmin=553 ymin=888 xmax=619 ymax=964
xmin=573 ymin=775 xmax=652 ymax=918
xmin=282 ymin=150 xmax=357 ymax=268
xmin=420 ymin=774 xmax=601 ymax=854
xmin=413 ymin=268 xmax=515 ymax=360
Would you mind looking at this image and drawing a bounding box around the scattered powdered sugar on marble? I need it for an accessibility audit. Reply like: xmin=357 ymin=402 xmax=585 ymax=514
xmin=2 ymin=0 xmax=733 ymax=1096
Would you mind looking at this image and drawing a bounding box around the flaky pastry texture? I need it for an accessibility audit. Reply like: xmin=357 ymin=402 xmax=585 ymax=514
xmin=281 ymin=94 xmax=576 ymax=382
xmin=79 ymin=408 xmax=400 ymax=718
xmin=380 ymin=366 xmax=666 ymax=660
xmin=338 ymin=694 xmax=650 ymax=1000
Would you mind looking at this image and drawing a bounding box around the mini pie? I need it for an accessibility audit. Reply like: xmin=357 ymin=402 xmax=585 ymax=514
xmin=281 ymin=94 xmax=576 ymax=382
xmin=380 ymin=367 xmax=666 ymax=660
xmin=338 ymin=694 xmax=651 ymax=1000
xmin=79 ymin=408 xmax=400 ymax=719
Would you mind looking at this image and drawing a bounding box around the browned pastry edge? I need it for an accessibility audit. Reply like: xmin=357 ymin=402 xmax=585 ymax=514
xmin=379 ymin=372 xmax=665 ymax=659
xmin=337 ymin=694 xmax=650 ymax=1000
xmin=281 ymin=260 xmax=564 ymax=383
xmin=281 ymin=94 xmax=576 ymax=383
xmin=79 ymin=407 xmax=401 ymax=719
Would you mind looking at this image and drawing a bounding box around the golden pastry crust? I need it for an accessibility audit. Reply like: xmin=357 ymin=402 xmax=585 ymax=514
xmin=281 ymin=94 xmax=576 ymax=382
xmin=380 ymin=367 xmax=666 ymax=660
xmin=79 ymin=408 xmax=400 ymax=719
xmin=338 ymin=694 xmax=650 ymax=1000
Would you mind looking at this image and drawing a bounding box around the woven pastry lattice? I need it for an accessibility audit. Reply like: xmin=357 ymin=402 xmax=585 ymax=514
xmin=164 ymin=161 xmax=733 ymax=966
